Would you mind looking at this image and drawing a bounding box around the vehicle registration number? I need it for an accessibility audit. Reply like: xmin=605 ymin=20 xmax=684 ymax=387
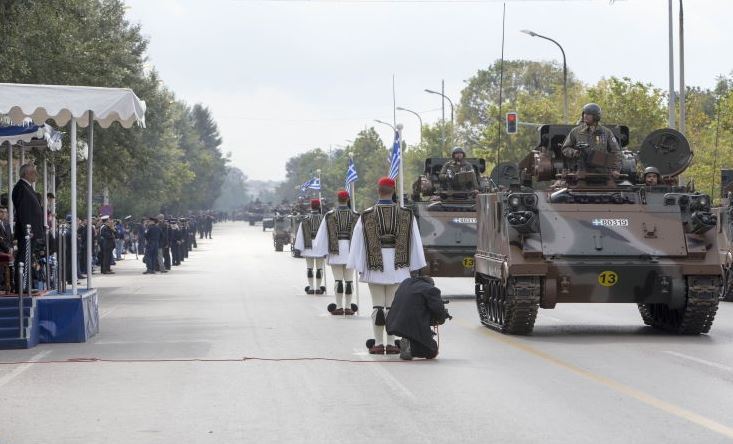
xmin=592 ymin=218 xmax=629 ymax=227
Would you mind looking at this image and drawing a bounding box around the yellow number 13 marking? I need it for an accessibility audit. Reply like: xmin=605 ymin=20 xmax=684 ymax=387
xmin=598 ymin=271 xmax=618 ymax=287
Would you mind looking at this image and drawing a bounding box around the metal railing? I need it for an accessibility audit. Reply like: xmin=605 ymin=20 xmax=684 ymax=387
xmin=17 ymin=224 xmax=31 ymax=339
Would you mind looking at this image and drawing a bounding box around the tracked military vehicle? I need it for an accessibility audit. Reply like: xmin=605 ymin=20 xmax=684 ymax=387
xmin=410 ymin=157 xmax=486 ymax=277
xmin=717 ymin=169 xmax=733 ymax=302
xmin=475 ymin=125 xmax=722 ymax=335
xmin=272 ymin=214 xmax=292 ymax=251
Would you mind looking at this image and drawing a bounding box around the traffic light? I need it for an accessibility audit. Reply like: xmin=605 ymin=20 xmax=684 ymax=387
xmin=506 ymin=112 xmax=518 ymax=134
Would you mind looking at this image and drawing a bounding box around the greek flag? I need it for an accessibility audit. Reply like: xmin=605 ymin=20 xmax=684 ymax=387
xmin=300 ymin=177 xmax=319 ymax=192
xmin=309 ymin=177 xmax=321 ymax=191
xmin=344 ymin=158 xmax=358 ymax=188
xmin=388 ymin=130 xmax=400 ymax=179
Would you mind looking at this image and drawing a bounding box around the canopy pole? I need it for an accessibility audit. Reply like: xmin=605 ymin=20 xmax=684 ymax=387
xmin=71 ymin=119 xmax=78 ymax=296
xmin=86 ymin=112 xmax=94 ymax=290
xmin=20 ymin=148 xmax=25 ymax=173
xmin=8 ymin=143 xmax=13 ymax=235
xmin=44 ymin=157 xmax=49 ymax=290
xmin=51 ymin=162 xmax=56 ymax=233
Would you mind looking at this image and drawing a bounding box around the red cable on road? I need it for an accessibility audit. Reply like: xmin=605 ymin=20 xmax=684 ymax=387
xmin=0 ymin=355 xmax=434 ymax=366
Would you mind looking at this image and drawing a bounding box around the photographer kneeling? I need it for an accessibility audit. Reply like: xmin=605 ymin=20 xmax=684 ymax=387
xmin=386 ymin=276 xmax=450 ymax=360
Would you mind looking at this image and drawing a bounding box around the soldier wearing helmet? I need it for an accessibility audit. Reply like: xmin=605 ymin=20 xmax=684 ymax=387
xmin=439 ymin=147 xmax=479 ymax=190
xmin=561 ymin=103 xmax=622 ymax=178
xmin=643 ymin=166 xmax=661 ymax=186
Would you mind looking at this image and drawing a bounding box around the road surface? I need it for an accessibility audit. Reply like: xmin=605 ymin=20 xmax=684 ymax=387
xmin=1 ymin=221 xmax=733 ymax=443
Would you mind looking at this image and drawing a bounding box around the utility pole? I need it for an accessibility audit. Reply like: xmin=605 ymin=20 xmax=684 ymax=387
xmin=667 ymin=0 xmax=676 ymax=129
xmin=679 ymin=0 xmax=686 ymax=134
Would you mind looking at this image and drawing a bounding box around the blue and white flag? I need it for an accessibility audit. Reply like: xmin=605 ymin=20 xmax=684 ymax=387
xmin=300 ymin=177 xmax=314 ymax=193
xmin=309 ymin=177 xmax=321 ymax=191
xmin=388 ymin=130 xmax=401 ymax=179
xmin=344 ymin=158 xmax=358 ymax=189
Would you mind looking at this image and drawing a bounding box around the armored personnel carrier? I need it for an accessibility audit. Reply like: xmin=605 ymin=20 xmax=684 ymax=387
xmin=272 ymin=214 xmax=292 ymax=251
xmin=410 ymin=157 xmax=486 ymax=277
xmin=475 ymin=125 xmax=722 ymax=335
xmin=717 ymin=169 xmax=733 ymax=302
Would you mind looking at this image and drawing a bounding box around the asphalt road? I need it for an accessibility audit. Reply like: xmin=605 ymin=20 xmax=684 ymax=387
xmin=1 ymin=221 xmax=733 ymax=443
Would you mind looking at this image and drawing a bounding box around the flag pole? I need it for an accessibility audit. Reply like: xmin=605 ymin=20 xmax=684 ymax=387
xmin=348 ymin=152 xmax=360 ymax=314
xmin=316 ymin=169 xmax=322 ymax=214
xmin=396 ymin=124 xmax=404 ymax=207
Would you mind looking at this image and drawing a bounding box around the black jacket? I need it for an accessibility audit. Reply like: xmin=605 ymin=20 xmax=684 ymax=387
xmin=145 ymin=224 xmax=161 ymax=250
xmin=11 ymin=179 xmax=44 ymax=243
xmin=386 ymin=277 xmax=449 ymax=354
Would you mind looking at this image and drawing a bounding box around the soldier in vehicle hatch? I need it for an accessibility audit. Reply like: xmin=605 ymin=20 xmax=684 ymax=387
xmin=561 ymin=103 xmax=622 ymax=178
xmin=439 ymin=147 xmax=479 ymax=190
xmin=643 ymin=166 xmax=661 ymax=186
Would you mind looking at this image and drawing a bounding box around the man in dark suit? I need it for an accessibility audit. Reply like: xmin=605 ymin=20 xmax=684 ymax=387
xmin=12 ymin=163 xmax=44 ymax=291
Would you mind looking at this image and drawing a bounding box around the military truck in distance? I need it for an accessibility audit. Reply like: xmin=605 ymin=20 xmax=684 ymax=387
xmin=272 ymin=214 xmax=292 ymax=251
xmin=475 ymin=125 xmax=722 ymax=335
xmin=410 ymin=157 xmax=486 ymax=277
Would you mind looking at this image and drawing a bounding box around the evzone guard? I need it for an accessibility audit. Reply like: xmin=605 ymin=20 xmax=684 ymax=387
xmin=294 ymin=198 xmax=326 ymax=294
xmin=313 ymin=189 xmax=360 ymax=315
xmin=347 ymin=177 xmax=427 ymax=354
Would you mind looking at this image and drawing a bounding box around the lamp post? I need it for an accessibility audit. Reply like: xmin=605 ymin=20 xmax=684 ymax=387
xmin=521 ymin=29 xmax=568 ymax=124
xmin=396 ymin=106 xmax=423 ymax=145
xmin=425 ymin=87 xmax=454 ymax=153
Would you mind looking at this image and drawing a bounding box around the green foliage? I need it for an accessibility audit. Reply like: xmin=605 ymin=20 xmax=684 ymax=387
xmin=278 ymin=61 xmax=733 ymax=207
xmin=0 ymin=0 xmax=229 ymax=217
xmin=583 ymin=77 xmax=667 ymax=148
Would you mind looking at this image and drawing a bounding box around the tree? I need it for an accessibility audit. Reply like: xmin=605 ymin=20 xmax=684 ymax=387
xmin=0 ymin=0 xmax=230 ymax=217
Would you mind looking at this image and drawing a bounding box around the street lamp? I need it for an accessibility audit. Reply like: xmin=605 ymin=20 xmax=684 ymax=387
xmin=521 ymin=29 xmax=568 ymax=124
xmin=396 ymin=106 xmax=423 ymax=145
xmin=424 ymin=89 xmax=454 ymax=124
xmin=374 ymin=119 xmax=395 ymax=131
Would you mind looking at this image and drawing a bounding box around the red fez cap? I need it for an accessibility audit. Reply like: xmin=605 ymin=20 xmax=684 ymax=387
xmin=378 ymin=176 xmax=396 ymax=188
xmin=337 ymin=190 xmax=350 ymax=200
xmin=310 ymin=199 xmax=321 ymax=209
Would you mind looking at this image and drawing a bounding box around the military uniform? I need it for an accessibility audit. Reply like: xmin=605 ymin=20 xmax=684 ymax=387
xmin=347 ymin=178 xmax=427 ymax=354
xmin=313 ymin=193 xmax=359 ymax=315
xmin=439 ymin=159 xmax=475 ymax=179
xmin=294 ymin=200 xmax=326 ymax=294
xmin=561 ymin=123 xmax=622 ymax=174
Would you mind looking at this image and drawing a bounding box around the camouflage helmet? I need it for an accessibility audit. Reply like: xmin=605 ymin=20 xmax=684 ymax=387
xmin=451 ymin=146 xmax=466 ymax=157
xmin=582 ymin=103 xmax=602 ymax=122
xmin=643 ymin=166 xmax=661 ymax=177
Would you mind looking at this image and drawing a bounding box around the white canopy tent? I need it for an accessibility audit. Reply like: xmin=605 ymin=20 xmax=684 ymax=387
xmin=0 ymin=83 xmax=146 ymax=295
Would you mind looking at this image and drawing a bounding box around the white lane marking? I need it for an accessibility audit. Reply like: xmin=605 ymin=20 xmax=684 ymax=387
xmin=352 ymin=348 xmax=416 ymax=402
xmin=0 ymin=350 xmax=52 ymax=389
xmin=663 ymin=351 xmax=733 ymax=373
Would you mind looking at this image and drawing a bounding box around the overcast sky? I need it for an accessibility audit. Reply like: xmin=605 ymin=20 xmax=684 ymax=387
xmin=125 ymin=0 xmax=733 ymax=181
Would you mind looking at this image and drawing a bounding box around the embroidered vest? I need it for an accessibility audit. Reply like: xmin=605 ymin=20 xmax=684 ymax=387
xmin=301 ymin=212 xmax=323 ymax=249
xmin=325 ymin=208 xmax=359 ymax=254
xmin=361 ymin=204 xmax=413 ymax=271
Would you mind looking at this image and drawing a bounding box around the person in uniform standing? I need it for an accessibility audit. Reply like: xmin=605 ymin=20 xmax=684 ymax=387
xmin=347 ymin=177 xmax=427 ymax=355
xmin=143 ymin=217 xmax=161 ymax=274
xmin=313 ymin=190 xmax=359 ymax=315
xmin=561 ymin=103 xmax=622 ymax=178
xmin=439 ymin=147 xmax=479 ymax=190
xmin=294 ymin=199 xmax=326 ymax=295
xmin=99 ymin=215 xmax=115 ymax=274
xmin=170 ymin=219 xmax=181 ymax=266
